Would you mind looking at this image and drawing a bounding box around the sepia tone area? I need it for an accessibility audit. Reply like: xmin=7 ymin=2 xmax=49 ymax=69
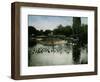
xmin=28 ymin=15 xmax=88 ymax=66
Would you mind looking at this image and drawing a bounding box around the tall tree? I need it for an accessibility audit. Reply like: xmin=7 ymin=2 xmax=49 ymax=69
xmin=73 ymin=17 xmax=81 ymax=35
xmin=72 ymin=17 xmax=81 ymax=64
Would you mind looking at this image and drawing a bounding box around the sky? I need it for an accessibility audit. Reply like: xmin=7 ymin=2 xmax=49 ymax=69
xmin=28 ymin=15 xmax=88 ymax=31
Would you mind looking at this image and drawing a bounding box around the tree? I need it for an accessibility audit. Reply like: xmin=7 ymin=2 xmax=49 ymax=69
xmin=36 ymin=30 xmax=44 ymax=35
xmin=53 ymin=24 xmax=72 ymax=37
xmin=28 ymin=26 xmax=37 ymax=47
xmin=28 ymin=26 xmax=37 ymax=37
xmin=80 ymin=24 xmax=88 ymax=45
xmin=73 ymin=17 xmax=81 ymax=35
xmin=64 ymin=26 xmax=72 ymax=37
xmin=53 ymin=24 xmax=63 ymax=35
xmin=72 ymin=17 xmax=81 ymax=64
xmin=44 ymin=30 xmax=52 ymax=36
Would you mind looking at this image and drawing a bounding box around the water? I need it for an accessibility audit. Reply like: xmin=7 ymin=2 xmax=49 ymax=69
xmin=28 ymin=42 xmax=88 ymax=66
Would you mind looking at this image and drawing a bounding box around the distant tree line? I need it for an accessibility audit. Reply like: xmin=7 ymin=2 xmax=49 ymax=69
xmin=28 ymin=24 xmax=87 ymax=39
xmin=28 ymin=17 xmax=88 ymax=47
xmin=28 ymin=25 xmax=73 ymax=37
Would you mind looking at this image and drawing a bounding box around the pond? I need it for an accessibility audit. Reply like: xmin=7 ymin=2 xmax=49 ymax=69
xmin=28 ymin=41 xmax=88 ymax=66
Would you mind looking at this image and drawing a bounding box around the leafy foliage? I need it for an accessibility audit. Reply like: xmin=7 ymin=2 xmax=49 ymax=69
xmin=53 ymin=25 xmax=72 ymax=37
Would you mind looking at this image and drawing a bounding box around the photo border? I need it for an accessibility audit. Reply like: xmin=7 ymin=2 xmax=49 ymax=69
xmin=11 ymin=2 xmax=97 ymax=80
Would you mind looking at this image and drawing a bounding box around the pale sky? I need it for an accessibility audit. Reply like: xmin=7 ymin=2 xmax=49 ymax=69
xmin=28 ymin=15 xmax=88 ymax=31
